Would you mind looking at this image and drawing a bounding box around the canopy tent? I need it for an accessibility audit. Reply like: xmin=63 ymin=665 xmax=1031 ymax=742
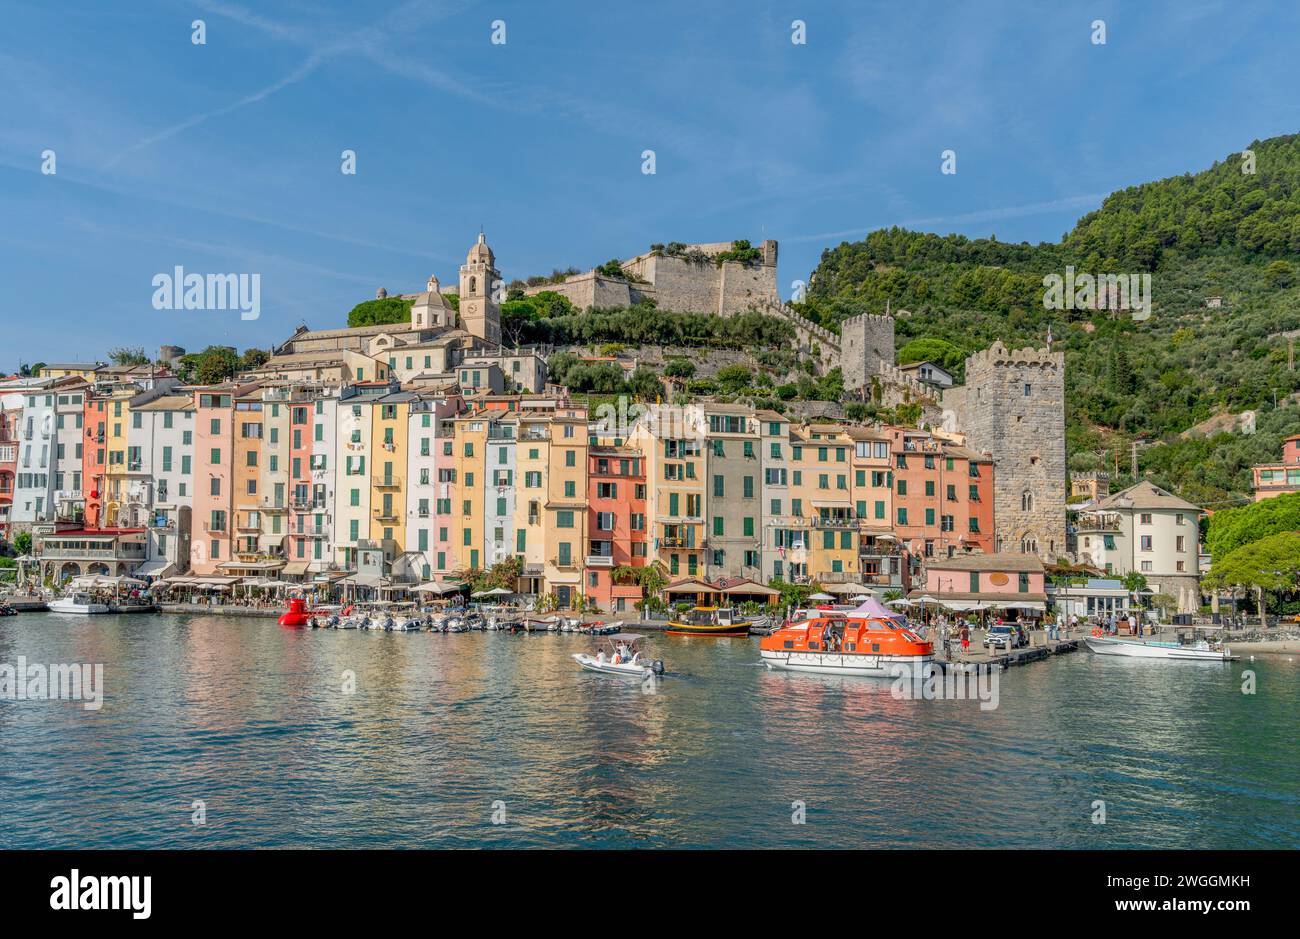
xmin=850 ymin=596 xmax=907 ymax=621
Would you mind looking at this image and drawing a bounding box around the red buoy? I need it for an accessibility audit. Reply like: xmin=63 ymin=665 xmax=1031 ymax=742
xmin=278 ymin=597 xmax=312 ymax=627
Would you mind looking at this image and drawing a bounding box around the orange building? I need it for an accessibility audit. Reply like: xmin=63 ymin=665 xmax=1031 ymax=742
xmin=584 ymin=445 xmax=647 ymax=613
xmin=889 ymin=429 xmax=995 ymax=561
xmin=1250 ymin=434 xmax=1300 ymax=501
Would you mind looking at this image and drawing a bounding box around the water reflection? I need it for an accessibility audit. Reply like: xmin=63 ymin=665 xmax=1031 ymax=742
xmin=0 ymin=613 xmax=1295 ymax=849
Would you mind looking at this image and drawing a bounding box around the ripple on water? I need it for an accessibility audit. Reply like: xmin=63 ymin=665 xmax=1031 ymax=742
xmin=0 ymin=615 xmax=1297 ymax=848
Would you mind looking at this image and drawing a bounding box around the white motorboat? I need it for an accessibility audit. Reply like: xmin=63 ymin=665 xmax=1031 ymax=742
xmin=1085 ymin=636 xmax=1234 ymax=661
xmin=572 ymin=633 xmax=664 ymax=679
xmin=389 ymin=617 xmax=423 ymax=632
xmin=48 ymin=593 xmax=111 ymax=614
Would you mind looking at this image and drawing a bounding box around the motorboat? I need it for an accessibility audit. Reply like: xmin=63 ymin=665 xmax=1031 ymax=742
xmin=388 ymin=616 xmax=424 ymax=632
xmin=48 ymin=593 xmax=111 ymax=614
xmin=572 ymin=633 xmax=665 ymax=679
xmin=1084 ymin=635 xmax=1234 ymax=661
xmin=0 ymin=602 xmax=17 ymax=617
xmin=667 ymin=606 xmax=752 ymax=637
xmin=759 ymin=607 xmax=934 ymax=677
xmin=581 ymin=621 xmax=622 ymax=636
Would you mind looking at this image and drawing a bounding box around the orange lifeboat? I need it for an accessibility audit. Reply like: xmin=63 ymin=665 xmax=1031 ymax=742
xmin=759 ymin=613 xmax=934 ymax=677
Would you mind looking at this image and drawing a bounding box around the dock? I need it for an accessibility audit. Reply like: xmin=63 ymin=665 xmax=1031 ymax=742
xmin=936 ymin=637 xmax=1079 ymax=671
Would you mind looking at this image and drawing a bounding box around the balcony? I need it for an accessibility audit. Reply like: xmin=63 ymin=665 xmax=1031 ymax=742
xmin=203 ymin=521 xmax=227 ymax=533
xmin=372 ymin=476 xmax=402 ymax=490
xmin=811 ymin=515 xmax=857 ymax=530
xmin=585 ymin=555 xmax=614 ymax=568
xmin=550 ymin=556 xmax=579 ymax=570
xmin=259 ymin=497 xmax=288 ymax=512
xmin=372 ymin=508 xmax=401 ymax=523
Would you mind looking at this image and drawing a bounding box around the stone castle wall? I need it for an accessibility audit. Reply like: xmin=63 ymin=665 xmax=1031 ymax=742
xmin=525 ymin=239 xmax=779 ymax=316
xmin=944 ymin=341 xmax=1067 ymax=561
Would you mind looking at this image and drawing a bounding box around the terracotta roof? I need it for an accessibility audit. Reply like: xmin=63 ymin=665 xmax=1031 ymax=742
xmin=923 ymin=553 xmax=1045 ymax=573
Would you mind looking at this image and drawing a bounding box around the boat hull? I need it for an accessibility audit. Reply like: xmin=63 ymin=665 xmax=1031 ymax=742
xmin=760 ymin=648 xmax=934 ymax=677
xmin=666 ymin=622 xmax=751 ymax=637
xmin=1084 ymin=637 xmax=1231 ymax=661
xmin=572 ymin=653 xmax=654 ymax=678
xmin=48 ymin=601 xmax=111 ymax=614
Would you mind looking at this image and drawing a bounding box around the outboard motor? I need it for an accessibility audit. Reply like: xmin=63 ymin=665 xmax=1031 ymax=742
xmin=652 ymin=660 xmax=665 ymax=675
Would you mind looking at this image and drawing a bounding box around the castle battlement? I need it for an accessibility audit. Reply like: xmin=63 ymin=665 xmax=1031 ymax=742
xmin=964 ymin=341 xmax=1064 ymax=371
xmin=876 ymin=362 xmax=937 ymax=401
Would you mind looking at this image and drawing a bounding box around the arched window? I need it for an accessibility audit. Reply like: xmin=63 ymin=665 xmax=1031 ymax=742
xmin=1021 ymin=536 xmax=1038 ymax=554
xmin=469 ymin=276 xmax=477 ymax=293
xmin=1021 ymin=490 xmax=1034 ymax=512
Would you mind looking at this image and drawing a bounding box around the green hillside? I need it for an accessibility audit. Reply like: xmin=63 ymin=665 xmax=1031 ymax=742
xmin=800 ymin=133 xmax=1300 ymax=506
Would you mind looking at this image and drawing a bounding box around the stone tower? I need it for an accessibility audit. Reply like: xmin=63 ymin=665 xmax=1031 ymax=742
xmin=841 ymin=314 xmax=896 ymax=394
xmin=946 ymin=341 xmax=1066 ymax=560
xmin=459 ymin=232 xmax=501 ymax=345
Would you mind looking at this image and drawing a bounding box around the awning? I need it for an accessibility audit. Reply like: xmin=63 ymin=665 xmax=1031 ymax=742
xmin=824 ymin=582 xmax=875 ymax=595
xmin=133 ymin=558 xmax=175 ymax=578
xmin=339 ymin=574 xmax=389 ymax=588
xmin=281 ymin=561 xmax=310 ymax=577
xmin=720 ymin=582 xmax=781 ymax=597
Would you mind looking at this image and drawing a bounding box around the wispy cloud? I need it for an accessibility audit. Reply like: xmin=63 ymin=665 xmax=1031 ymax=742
xmin=785 ymin=193 xmax=1107 ymax=245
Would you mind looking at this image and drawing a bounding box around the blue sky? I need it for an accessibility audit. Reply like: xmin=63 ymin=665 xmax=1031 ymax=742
xmin=2 ymin=0 xmax=1299 ymax=367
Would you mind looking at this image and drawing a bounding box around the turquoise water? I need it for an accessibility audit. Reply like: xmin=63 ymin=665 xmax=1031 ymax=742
xmin=0 ymin=612 xmax=1296 ymax=848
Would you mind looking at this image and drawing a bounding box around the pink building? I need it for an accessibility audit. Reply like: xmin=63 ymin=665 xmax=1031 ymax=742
xmin=917 ymin=552 xmax=1047 ymax=614
xmin=190 ymin=386 xmax=240 ymax=574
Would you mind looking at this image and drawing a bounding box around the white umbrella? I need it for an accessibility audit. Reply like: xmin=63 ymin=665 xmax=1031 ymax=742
xmin=849 ymin=594 xmax=871 ymax=602
xmin=886 ymin=598 xmax=914 ymax=607
xmin=474 ymin=586 xmax=513 ymax=597
xmin=808 ymin=592 xmax=835 ymax=601
xmin=414 ymin=581 xmax=463 ymax=594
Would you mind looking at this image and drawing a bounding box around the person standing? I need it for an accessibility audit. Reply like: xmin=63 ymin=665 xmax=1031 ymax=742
xmin=959 ymin=623 xmax=970 ymax=657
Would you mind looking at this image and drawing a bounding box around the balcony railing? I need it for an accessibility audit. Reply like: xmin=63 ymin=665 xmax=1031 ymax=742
xmin=585 ymin=555 xmax=614 ymax=568
xmin=372 ymin=508 xmax=401 ymax=522
xmin=372 ymin=476 xmax=402 ymax=489
xmin=550 ymin=557 xmax=579 ymax=570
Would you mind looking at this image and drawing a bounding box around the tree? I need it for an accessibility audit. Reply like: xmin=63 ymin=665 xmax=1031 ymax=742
xmin=1264 ymin=259 xmax=1294 ymax=288
xmin=1121 ymin=570 xmax=1148 ymax=594
xmin=347 ymin=296 xmax=413 ymax=327
xmin=177 ymin=346 xmax=240 ymax=384
xmin=663 ymin=358 xmax=696 ymax=379
xmin=238 ymin=348 xmax=270 ymax=371
xmin=1203 ymin=531 xmax=1300 ymax=625
xmin=13 ymin=532 xmax=32 ymax=556
xmin=1205 ymin=491 xmax=1300 ymax=561
xmin=109 ymin=346 xmax=150 ymax=366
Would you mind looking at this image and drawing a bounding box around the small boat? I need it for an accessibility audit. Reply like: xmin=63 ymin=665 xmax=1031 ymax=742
xmin=48 ymin=593 xmax=111 ymax=614
xmin=667 ymin=606 xmax=752 ymax=637
xmin=388 ymin=616 xmax=423 ymax=632
xmin=759 ymin=611 xmax=934 ymax=677
xmin=0 ymin=602 xmax=17 ymax=617
xmin=572 ymin=633 xmax=665 ymax=679
xmin=1084 ymin=635 xmax=1234 ymax=661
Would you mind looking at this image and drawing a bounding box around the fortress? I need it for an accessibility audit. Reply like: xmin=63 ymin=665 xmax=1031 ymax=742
xmin=523 ymin=239 xmax=780 ymax=317
xmin=523 ymin=235 xmax=1068 ymax=562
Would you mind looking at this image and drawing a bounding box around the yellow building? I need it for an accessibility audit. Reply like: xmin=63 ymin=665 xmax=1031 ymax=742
xmin=789 ymin=424 xmax=858 ymax=584
xmin=452 ymin=410 xmax=490 ymax=574
xmin=633 ymin=404 xmax=706 ymax=581
xmin=541 ymin=406 xmax=588 ymax=609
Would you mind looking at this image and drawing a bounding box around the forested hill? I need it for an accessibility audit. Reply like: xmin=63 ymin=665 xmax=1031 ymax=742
xmin=799 ymin=133 xmax=1300 ymax=507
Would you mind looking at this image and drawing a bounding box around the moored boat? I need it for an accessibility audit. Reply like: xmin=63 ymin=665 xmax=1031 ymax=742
xmin=666 ymin=606 xmax=752 ymax=637
xmin=48 ymin=592 xmax=111 ymax=615
xmin=1084 ymin=635 xmax=1233 ymax=661
xmin=759 ymin=599 xmax=933 ymax=677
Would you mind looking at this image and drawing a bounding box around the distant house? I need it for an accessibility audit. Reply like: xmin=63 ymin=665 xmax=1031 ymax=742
xmin=1205 ymin=296 xmax=1223 ymax=309
xmin=897 ymin=360 xmax=955 ymax=389
xmin=1250 ymin=433 xmax=1300 ymax=501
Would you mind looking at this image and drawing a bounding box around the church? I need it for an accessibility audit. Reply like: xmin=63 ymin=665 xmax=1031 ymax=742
xmin=261 ymin=232 xmax=517 ymax=386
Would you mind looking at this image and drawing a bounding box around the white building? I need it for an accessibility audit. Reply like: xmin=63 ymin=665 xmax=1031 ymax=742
xmin=6 ymin=377 xmax=81 ymax=530
xmin=1075 ymin=480 xmax=1202 ymax=613
xmin=129 ymin=393 xmax=195 ymax=578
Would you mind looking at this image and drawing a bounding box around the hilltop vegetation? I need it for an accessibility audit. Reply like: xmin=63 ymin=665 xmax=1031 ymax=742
xmin=800 ymin=133 xmax=1300 ymax=503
